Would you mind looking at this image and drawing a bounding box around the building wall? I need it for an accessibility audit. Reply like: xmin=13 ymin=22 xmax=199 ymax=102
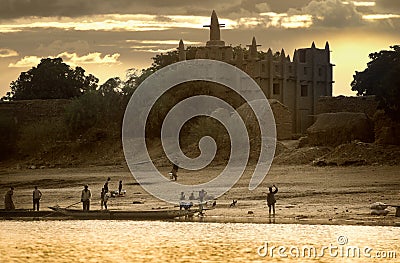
xmin=189 ymin=43 xmax=332 ymax=134
xmin=179 ymin=11 xmax=333 ymax=135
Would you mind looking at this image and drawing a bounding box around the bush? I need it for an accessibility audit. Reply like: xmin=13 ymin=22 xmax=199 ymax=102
xmin=64 ymin=91 xmax=125 ymax=137
xmin=16 ymin=119 xmax=68 ymax=155
xmin=0 ymin=113 xmax=17 ymax=160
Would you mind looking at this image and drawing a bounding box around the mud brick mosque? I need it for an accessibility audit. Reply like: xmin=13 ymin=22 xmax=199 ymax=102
xmin=176 ymin=10 xmax=334 ymax=134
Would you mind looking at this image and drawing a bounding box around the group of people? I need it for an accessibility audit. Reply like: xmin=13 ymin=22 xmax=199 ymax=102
xmin=4 ymin=182 xmax=279 ymax=216
xmin=178 ymin=185 xmax=279 ymax=216
xmin=179 ymin=189 xmax=211 ymax=212
xmin=4 ymin=186 xmax=43 ymax=211
xmin=81 ymin=177 xmax=124 ymax=211
xmin=179 ymin=189 xmax=208 ymax=202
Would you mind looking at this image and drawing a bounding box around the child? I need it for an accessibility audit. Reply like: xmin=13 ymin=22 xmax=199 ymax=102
xmin=100 ymin=188 xmax=105 ymax=210
xmin=104 ymin=191 xmax=110 ymax=210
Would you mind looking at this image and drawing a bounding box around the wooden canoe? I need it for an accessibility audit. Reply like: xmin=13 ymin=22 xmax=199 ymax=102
xmin=48 ymin=206 xmax=199 ymax=220
xmin=0 ymin=209 xmax=63 ymax=218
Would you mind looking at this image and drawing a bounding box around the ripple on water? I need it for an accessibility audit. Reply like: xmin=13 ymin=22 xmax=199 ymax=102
xmin=0 ymin=221 xmax=399 ymax=262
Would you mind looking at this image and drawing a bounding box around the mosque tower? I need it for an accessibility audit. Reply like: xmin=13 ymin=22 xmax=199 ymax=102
xmin=178 ymin=39 xmax=186 ymax=61
xmin=247 ymin=36 xmax=261 ymax=60
xmin=203 ymin=10 xmax=225 ymax=47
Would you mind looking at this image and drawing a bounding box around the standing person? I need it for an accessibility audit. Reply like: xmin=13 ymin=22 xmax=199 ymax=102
xmin=81 ymin=185 xmax=92 ymax=211
xmin=32 ymin=186 xmax=42 ymax=211
xmin=100 ymin=188 xmax=105 ymax=210
xmin=266 ymin=185 xmax=278 ymax=216
xmin=198 ymin=189 xmax=207 ymax=213
xmin=170 ymin=162 xmax=179 ymax=181
xmin=104 ymin=177 xmax=111 ymax=193
xmin=199 ymin=189 xmax=206 ymax=203
xmin=4 ymin=186 xmax=15 ymax=210
xmin=118 ymin=180 xmax=123 ymax=195
xmin=103 ymin=191 xmax=110 ymax=210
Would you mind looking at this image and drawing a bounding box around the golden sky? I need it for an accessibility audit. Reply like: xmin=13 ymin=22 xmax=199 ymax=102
xmin=0 ymin=0 xmax=399 ymax=97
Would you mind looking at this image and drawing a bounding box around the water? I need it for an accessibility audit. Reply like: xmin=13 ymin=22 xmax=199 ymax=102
xmin=0 ymin=221 xmax=399 ymax=262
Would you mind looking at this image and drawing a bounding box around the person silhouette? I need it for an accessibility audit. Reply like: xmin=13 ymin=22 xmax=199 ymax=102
xmin=32 ymin=186 xmax=42 ymax=211
xmin=81 ymin=185 xmax=92 ymax=211
xmin=266 ymin=185 xmax=278 ymax=216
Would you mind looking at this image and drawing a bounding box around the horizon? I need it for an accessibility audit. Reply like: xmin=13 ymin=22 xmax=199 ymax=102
xmin=0 ymin=0 xmax=399 ymax=97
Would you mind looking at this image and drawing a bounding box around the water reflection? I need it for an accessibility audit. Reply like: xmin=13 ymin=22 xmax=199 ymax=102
xmin=0 ymin=221 xmax=398 ymax=262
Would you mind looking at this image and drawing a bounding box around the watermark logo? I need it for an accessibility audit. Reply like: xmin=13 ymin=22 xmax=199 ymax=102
xmin=257 ymin=235 xmax=397 ymax=259
xmin=337 ymin=235 xmax=348 ymax=245
xmin=122 ymin=59 xmax=276 ymax=203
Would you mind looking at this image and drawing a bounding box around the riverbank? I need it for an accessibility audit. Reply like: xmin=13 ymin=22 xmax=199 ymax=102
xmin=1 ymin=164 xmax=399 ymax=226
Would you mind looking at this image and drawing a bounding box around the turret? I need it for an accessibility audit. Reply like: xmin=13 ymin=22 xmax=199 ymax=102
xmin=293 ymin=49 xmax=299 ymax=62
xmin=178 ymin=39 xmax=186 ymax=61
xmin=311 ymin=41 xmax=316 ymax=49
xmin=280 ymin=48 xmax=286 ymax=61
xmin=266 ymin=48 xmax=273 ymax=59
xmin=247 ymin=36 xmax=261 ymax=60
xmin=325 ymin=41 xmax=330 ymax=61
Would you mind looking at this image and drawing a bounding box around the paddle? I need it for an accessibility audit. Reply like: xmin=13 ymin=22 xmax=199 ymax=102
xmin=64 ymin=201 xmax=81 ymax=209
xmin=42 ymin=201 xmax=81 ymax=218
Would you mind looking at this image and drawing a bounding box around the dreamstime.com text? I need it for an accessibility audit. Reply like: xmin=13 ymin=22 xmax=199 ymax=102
xmin=257 ymin=236 xmax=397 ymax=259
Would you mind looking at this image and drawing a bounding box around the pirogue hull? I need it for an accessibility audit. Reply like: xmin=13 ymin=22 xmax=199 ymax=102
xmin=0 ymin=209 xmax=63 ymax=218
xmin=49 ymin=207 xmax=199 ymax=220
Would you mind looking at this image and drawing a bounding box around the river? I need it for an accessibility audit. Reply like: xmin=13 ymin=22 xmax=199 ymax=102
xmin=0 ymin=221 xmax=399 ymax=262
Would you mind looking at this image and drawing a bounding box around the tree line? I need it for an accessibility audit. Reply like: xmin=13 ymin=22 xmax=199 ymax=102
xmin=2 ymin=45 xmax=399 ymax=122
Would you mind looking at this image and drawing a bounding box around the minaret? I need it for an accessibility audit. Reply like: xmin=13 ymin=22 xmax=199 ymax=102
xmin=266 ymin=48 xmax=273 ymax=59
xmin=247 ymin=36 xmax=261 ymax=60
xmin=178 ymin=39 xmax=186 ymax=61
xmin=280 ymin=48 xmax=286 ymax=61
xmin=325 ymin=41 xmax=330 ymax=61
xmin=204 ymin=10 xmax=225 ymax=46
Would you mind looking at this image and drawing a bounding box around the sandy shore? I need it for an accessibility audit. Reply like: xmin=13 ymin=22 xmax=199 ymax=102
xmin=1 ymin=164 xmax=399 ymax=226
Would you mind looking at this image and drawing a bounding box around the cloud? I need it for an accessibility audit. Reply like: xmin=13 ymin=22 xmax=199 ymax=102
xmin=363 ymin=14 xmax=400 ymax=20
xmin=36 ymin=40 xmax=91 ymax=54
xmin=0 ymin=48 xmax=19 ymax=58
xmin=375 ymin=0 xmax=400 ymax=12
xmin=58 ymin=52 xmax=121 ymax=65
xmin=8 ymin=52 xmax=121 ymax=68
xmin=0 ymin=0 xmax=241 ymax=19
xmin=126 ymin=39 xmax=203 ymax=53
xmin=0 ymin=14 xmax=239 ymax=33
xmin=0 ymin=0 xmax=94 ymax=19
xmin=287 ymin=0 xmax=365 ymax=27
xmin=8 ymin=56 xmax=41 ymax=68
xmin=259 ymin=12 xmax=313 ymax=28
xmin=351 ymin=1 xmax=375 ymax=7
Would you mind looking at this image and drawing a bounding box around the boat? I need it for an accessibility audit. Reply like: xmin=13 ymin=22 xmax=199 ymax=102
xmin=48 ymin=206 xmax=200 ymax=220
xmin=0 ymin=209 xmax=63 ymax=219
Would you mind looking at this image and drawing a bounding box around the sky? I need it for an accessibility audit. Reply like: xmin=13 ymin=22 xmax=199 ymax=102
xmin=0 ymin=0 xmax=399 ymax=97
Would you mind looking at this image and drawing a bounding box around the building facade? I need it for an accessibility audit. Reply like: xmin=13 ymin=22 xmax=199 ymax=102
xmin=177 ymin=10 xmax=334 ymax=134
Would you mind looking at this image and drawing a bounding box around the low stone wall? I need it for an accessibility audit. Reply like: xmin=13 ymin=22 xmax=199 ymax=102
xmin=307 ymin=112 xmax=374 ymax=147
xmin=0 ymin=99 xmax=71 ymax=126
xmin=316 ymin=95 xmax=378 ymax=117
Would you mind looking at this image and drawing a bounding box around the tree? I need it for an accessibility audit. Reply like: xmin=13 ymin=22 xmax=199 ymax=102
xmin=3 ymin=57 xmax=98 ymax=100
xmin=98 ymin=77 xmax=122 ymax=96
xmin=351 ymin=45 xmax=400 ymax=121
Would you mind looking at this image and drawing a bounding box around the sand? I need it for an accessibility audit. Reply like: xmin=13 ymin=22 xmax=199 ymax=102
xmin=1 ymin=164 xmax=399 ymax=226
